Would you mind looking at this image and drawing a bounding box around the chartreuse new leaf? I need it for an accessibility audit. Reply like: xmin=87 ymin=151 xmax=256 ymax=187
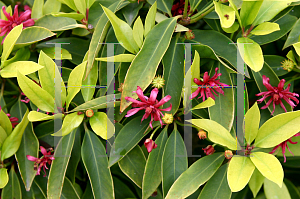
xmin=1 ymin=109 xmax=29 ymax=161
xmin=155 ymin=12 xmax=189 ymax=32
xmin=190 ymin=50 xmax=200 ymax=93
xmin=0 ymin=126 xmax=7 ymax=147
xmin=188 ymin=119 xmax=237 ymax=150
xmin=17 ymin=71 xmax=55 ymax=113
xmin=165 ymin=153 xmax=224 ymax=199
xmin=120 ymin=17 xmax=177 ymax=112
xmin=244 ymin=102 xmax=260 ymax=144
xmin=89 ymin=112 xmax=114 ymax=140
xmin=250 ymin=152 xmax=283 ymax=188
xmin=144 ymin=2 xmax=157 ymax=37
xmin=251 ymin=22 xmax=280 ymax=36
xmin=227 ymin=156 xmax=255 ymax=192
xmin=0 ymin=109 xmax=12 ymax=135
xmin=1 ymin=167 xmax=21 ymax=198
xmin=249 ymin=169 xmax=265 ymax=198
xmin=101 ymin=5 xmax=139 ymax=54
xmin=0 ymin=61 xmax=44 ymax=78
xmin=52 ymin=112 xmax=84 ymax=136
xmin=133 ymin=16 xmax=144 ymax=48
xmin=255 ymin=110 xmax=300 ymax=148
xmin=237 ymin=37 xmax=263 ymax=72
xmin=192 ymin=97 xmax=215 ymax=110
xmin=0 ymin=168 xmax=8 ymax=188
xmin=214 ymin=1 xmax=235 ymax=28
xmin=74 ymin=0 xmax=86 ymax=16
xmin=28 ymin=111 xmax=55 ymax=122
xmin=293 ymin=42 xmax=300 ymax=57
xmin=95 ymin=54 xmax=135 ymax=62
xmin=240 ymin=1 xmax=263 ymax=27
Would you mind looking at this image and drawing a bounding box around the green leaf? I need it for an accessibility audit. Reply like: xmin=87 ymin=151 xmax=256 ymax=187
xmin=120 ymin=17 xmax=177 ymax=112
xmin=108 ymin=116 xmax=160 ymax=167
xmin=240 ymin=1 xmax=263 ymax=27
xmin=39 ymin=47 xmax=72 ymax=60
xmin=244 ymin=102 xmax=260 ymax=144
xmin=294 ymin=42 xmax=300 ymax=56
xmin=32 ymin=0 xmax=44 ymax=19
xmin=1 ymin=109 xmax=29 ymax=161
xmin=38 ymin=51 xmax=66 ymax=105
xmin=102 ymin=5 xmax=139 ymax=54
xmin=252 ymin=1 xmax=291 ymax=26
xmin=96 ymin=54 xmax=135 ymax=62
xmin=191 ymin=50 xmax=200 ymax=93
xmin=118 ymin=145 xmax=146 ymax=188
xmin=15 ymin=123 xmax=38 ymax=191
xmin=52 ymin=112 xmax=84 ymax=136
xmin=192 ymin=98 xmax=215 ymax=110
xmin=66 ymin=61 xmax=86 ymax=110
xmin=0 ymin=109 xmax=12 ymax=135
xmin=214 ymin=1 xmax=235 ymax=28
xmin=43 ymin=0 xmax=61 ymax=15
xmin=155 ymin=12 xmax=189 ymax=32
xmin=34 ymin=15 xmax=84 ymax=31
xmin=147 ymin=0 xmax=172 ymax=17
xmin=81 ymin=130 xmax=114 ymax=199
xmin=122 ymin=2 xmax=143 ymax=26
xmin=113 ymin=176 xmax=136 ymax=198
xmin=188 ymin=119 xmax=237 ymax=150
xmin=198 ymin=164 xmax=231 ymax=199
xmin=133 ymin=16 xmax=144 ymax=48
xmin=82 ymin=52 xmax=98 ymax=102
xmin=0 ymin=61 xmax=44 ymax=78
xmin=47 ymin=130 xmax=76 ymax=199
xmin=283 ymin=18 xmax=300 ymax=49
xmin=1 ymin=167 xmax=21 ymax=199
xmin=28 ymin=111 xmax=54 ymax=122
xmin=90 ymin=112 xmax=114 ymax=140
xmin=249 ymin=168 xmax=265 ymax=198
xmin=208 ymin=64 xmax=234 ymax=131
xmin=222 ymin=22 xmax=239 ymax=33
xmin=250 ymin=152 xmax=283 ymax=187
xmin=61 ymin=177 xmax=80 ymax=199
xmin=162 ymin=34 xmax=184 ymax=115
xmin=17 ymin=71 xmax=55 ymax=113
xmin=264 ymin=178 xmax=291 ymax=199
xmin=255 ymin=110 xmax=300 ymax=148
xmin=251 ymin=22 xmax=280 ymax=35
xmin=144 ymin=2 xmax=157 ymax=37
xmin=143 ymin=127 xmax=168 ymax=199
xmin=0 ymin=126 xmax=7 ymax=147
xmin=264 ymin=55 xmax=289 ymax=76
xmin=162 ymin=126 xmax=188 ymax=197
xmin=0 ymin=168 xmax=9 ymax=189
xmin=165 ymin=153 xmax=225 ymax=199
xmin=237 ymin=37 xmax=263 ymax=72
xmin=227 ymin=156 xmax=255 ymax=192
xmin=1 ymin=24 xmax=23 ymax=64
xmin=284 ymin=179 xmax=300 ymax=199
xmin=74 ymin=0 xmax=86 ymax=16
xmin=51 ymin=12 xmax=85 ymax=20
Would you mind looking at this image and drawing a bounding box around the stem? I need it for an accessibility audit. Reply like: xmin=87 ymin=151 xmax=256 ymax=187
xmin=183 ymin=0 xmax=189 ymax=19
xmin=190 ymin=3 xmax=214 ymax=24
xmin=174 ymin=120 xmax=198 ymax=130
xmin=149 ymin=126 xmax=161 ymax=139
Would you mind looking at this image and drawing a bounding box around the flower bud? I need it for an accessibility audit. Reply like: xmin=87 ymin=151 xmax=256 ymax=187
xmin=219 ymin=0 xmax=228 ymax=3
xmin=152 ymin=75 xmax=165 ymax=89
xmin=77 ymin=111 xmax=83 ymax=115
xmin=144 ymin=139 xmax=157 ymax=153
xmin=224 ymin=150 xmax=233 ymax=159
xmin=202 ymin=145 xmax=215 ymax=155
xmin=85 ymin=109 xmax=94 ymax=117
xmin=162 ymin=113 xmax=173 ymax=124
xmin=281 ymin=59 xmax=294 ymax=72
xmin=197 ymin=130 xmax=207 ymax=140
xmin=184 ymin=29 xmax=195 ymax=40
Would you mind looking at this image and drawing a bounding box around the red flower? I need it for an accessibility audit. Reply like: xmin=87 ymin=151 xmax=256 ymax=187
xmin=202 ymin=145 xmax=215 ymax=155
xmin=20 ymin=92 xmax=30 ymax=103
xmin=144 ymin=139 xmax=157 ymax=153
xmin=256 ymin=75 xmax=299 ymax=115
xmin=26 ymin=146 xmax=55 ymax=177
xmin=270 ymin=133 xmax=300 ymax=163
xmin=0 ymin=106 xmax=18 ymax=128
xmin=171 ymin=0 xmax=190 ymax=16
xmin=190 ymin=68 xmax=228 ymax=101
xmin=0 ymin=5 xmax=34 ymax=41
xmin=125 ymin=86 xmax=172 ymax=129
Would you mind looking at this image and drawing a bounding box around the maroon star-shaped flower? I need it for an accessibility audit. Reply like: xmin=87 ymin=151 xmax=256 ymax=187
xmin=256 ymin=75 xmax=299 ymax=115
xmin=125 ymin=86 xmax=172 ymax=129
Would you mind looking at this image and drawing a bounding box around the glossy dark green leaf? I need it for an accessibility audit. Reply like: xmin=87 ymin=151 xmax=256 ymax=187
xmin=284 ymin=179 xmax=300 ymax=199
xmin=122 ymin=2 xmax=143 ymax=26
xmin=108 ymin=116 xmax=160 ymax=167
xmin=143 ymin=127 xmax=168 ymax=199
xmin=162 ymin=34 xmax=184 ymax=115
xmin=47 ymin=130 xmax=76 ymax=198
xmin=208 ymin=63 xmax=234 ymax=131
xmin=15 ymin=123 xmax=38 ymax=191
xmin=148 ymin=0 xmax=173 ymax=17
xmin=162 ymin=126 xmax=188 ymax=197
xmin=165 ymin=153 xmax=225 ymax=199
xmin=198 ymin=164 xmax=231 ymax=199
xmin=283 ymin=18 xmax=300 ymax=49
xmin=61 ymin=177 xmax=80 ymax=199
xmin=81 ymin=130 xmax=114 ymax=199
xmin=32 ymin=175 xmax=47 ymax=199
xmin=119 ymin=145 xmax=146 ymax=188
xmin=264 ymin=55 xmax=289 ymax=76
xmin=82 ymin=51 xmax=98 ymax=102
xmin=113 ymin=176 xmax=137 ymax=199
xmin=1 ymin=167 xmax=21 ymax=199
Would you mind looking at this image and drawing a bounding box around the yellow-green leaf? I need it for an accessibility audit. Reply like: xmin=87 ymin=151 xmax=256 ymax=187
xmin=214 ymin=1 xmax=235 ymax=28
xmin=237 ymin=37 xmax=264 ymax=72
xmin=0 ymin=126 xmax=7 ymax=147
xmin=0 ymin=109 xmax=12 ymax=135
xmin=264 ymin=178 xmax=291 ymax=199
xmin=0 ymin=168 xmax=9 ymax=188
xmin=250 ymin=152 xmax=283 ymax=188
xmin=227 ymin=156 xmax=255 ymax=192
xmin=293 ymin=42 xmax=300 ymax=57
xmin=52 ymin=112 xmax=84 ymax=136
xmin=74 ymin=0 xmax=86 ymax=16
xmin=31 ymin=0 xmax=44 ymax=19
xmin=244 ymin=102 xmax=260 ymax=144
xmin=240 ymin=1 xmax=263 ymax=27
xmin=222 ymin=21 xmax=239 ymax=33
xmin=95 ymin=54 xmax=135 ymax=62
xmin=251 ymin=22 xmax=280 ymax=36
xmin=249 ymin=168 xmax=265 ymax=198
xmin=89 ymin=112 xmax=114 ymax=140
xmin=0 ymin=61 xmax=44 ymax=78
xmin=133 ymin=16 xmax=144 ymax=48
xmin=28 ymin=111 xmax=55 ymax=122
xmin=155 ymin=12 xmax=189 ymax=32
xmin=192 ymin=97 xmax=215 ymax=110
xmin=144 ymin=2 xmax=157 ymax=37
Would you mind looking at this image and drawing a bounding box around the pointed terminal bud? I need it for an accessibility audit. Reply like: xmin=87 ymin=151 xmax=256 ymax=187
xmin=281 ymin=59 xmax=294 ymax=72
xmin=85 ymin=109 xmax=94 ymax=117
xmin=152 ymin=75 xmax=165 ymax=89
xmin=162 ymin=113 xmax=173 ymax=124
xmin=224 ymin=150 xmax=233 ymax=159
xmin=144 ymin=139 xmax=157 ymax=153
xmin=184 ymin=29 xmax=195 ymax=40
xmin=197 ymin=129 xmax=207 ymax=140
xmin=202 ymin=145 xmax=215 ymax=155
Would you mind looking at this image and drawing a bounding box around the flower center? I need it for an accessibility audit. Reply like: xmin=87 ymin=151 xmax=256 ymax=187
xmin=273 ymin=93 xmax=279 ymax=101
xmin=145 ymin=107 xmax=153 ymax=114
xmin=12 ymin=23 xmax=18 ymax=28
